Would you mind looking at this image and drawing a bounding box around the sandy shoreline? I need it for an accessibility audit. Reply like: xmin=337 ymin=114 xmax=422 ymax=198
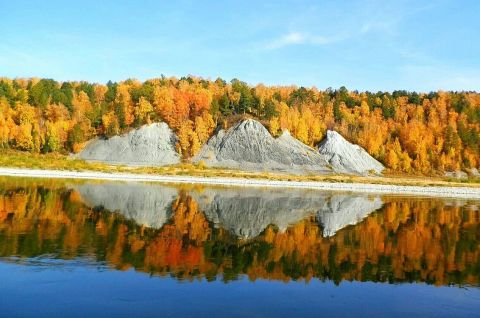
xmin=1 ymin=167 xmax=480 ymax=199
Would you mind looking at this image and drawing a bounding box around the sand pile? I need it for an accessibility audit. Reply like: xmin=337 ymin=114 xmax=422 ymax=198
xmin=193 ymin=119 xmax=332 ymax=174
xmin=318 ymin=130 xmax=384 ymax=175
xmin=77 ymin=123 xmax=180 ymax=166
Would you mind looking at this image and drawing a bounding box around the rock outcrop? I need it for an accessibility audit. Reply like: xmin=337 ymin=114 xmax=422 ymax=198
xmin=193 ymin=119 xmax=332 ymax=174
xmin=76 ymin=123 xmax=180 ymax=166
xmin=318 ymin=130 xmax=384 ymax=175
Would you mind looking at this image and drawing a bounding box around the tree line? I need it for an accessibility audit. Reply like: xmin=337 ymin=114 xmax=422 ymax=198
xmin=0 ymin=76 xmax=479 ymax=174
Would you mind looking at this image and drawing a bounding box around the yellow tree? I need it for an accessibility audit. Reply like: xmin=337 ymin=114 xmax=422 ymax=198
xmin=296 ymin=118 xmax=309 ymax=144
xmin=72 ymin=91 xmax=92 ymax=122
xmin=194 ymin=116 xmax=208 ymax=144
xmin=14 ymin=123 xmax=34 ymax=151
xmin=45 ymin=121 xmax=61 ymax=152
xmin=115 ymin=83 xmax=134 ymax=126
xmin=269 ymin=117 xmax=280 ymax=137
xmin=153 ymin=86 xmax=175 ymax=127
xmin=135 ymin=97 xmax=154 ymax=124
xmin=385 ymin=149 xmax=399 ymax=170
xmin=15 ymin=103 xmax=36 ymax=126
xmin=189 ymin=130 xmax=201 ymax=156
xmin=0 ymin=99 xmax=13 ymax=147
xmin=102 ymin=111 xmax=119 ymax=137
xmin=177 ymin=120 xmax=194 ymax=157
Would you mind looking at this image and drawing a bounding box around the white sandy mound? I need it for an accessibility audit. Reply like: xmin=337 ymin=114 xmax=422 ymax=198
xmin=318 ymin=130 xmax=384 ymax=175
xmin=193 ymin=119 xmax=332 ymax=174
xmin=276 ymin=130 xmax=316 ymax=155
xmin=77 ymin=123 xmax=180 ymax=166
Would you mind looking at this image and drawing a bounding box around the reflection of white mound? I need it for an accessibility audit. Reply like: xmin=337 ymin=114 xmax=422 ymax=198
xmin=193 ymin=188 xmax=326 ymax=239
xmin=74 ymin=182 xmax=384 ymax=238
xmin=74 ymin=183 xmax=179 ymax=229
xmin=317 ymin=195 xmax=384 ymax=237
xmin=193 ymin=188 xmax=384 ymax=239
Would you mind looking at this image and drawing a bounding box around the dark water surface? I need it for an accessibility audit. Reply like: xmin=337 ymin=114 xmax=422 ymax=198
xmin=0 ymin=177 xmax=479 ymax=317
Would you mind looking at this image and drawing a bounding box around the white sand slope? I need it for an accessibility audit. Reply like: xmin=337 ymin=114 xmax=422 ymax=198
xmin=76 ymin=123 xmax=180 ymax=166
xmin=318 ymin=130 xmax=385 ymax=175
xmin=193 ymin=119 xmax=332 ymax=174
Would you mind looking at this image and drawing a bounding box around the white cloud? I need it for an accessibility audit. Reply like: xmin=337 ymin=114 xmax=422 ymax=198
xmin=264 ymin=31 xmax=336 ymax=50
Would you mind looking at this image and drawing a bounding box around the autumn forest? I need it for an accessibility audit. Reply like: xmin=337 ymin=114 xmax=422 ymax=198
xmin=0 ymin=76 xmax=479 ymax=174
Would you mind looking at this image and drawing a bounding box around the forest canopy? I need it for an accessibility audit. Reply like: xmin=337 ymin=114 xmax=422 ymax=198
xmin=0 ymin=76 xmax=479 ymax=174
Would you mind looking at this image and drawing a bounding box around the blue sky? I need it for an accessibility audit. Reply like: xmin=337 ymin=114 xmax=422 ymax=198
xmin=1 ymin=0 xmax=479 ymax=92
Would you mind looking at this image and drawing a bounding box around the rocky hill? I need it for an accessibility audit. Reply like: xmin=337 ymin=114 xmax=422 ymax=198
xmin=318 ymin=130 xmax=385 ymax=175
xmin=76 ymin=123 xmax=180 ymax=166
xmin=193 ymin=119 xmax=332 ymax=174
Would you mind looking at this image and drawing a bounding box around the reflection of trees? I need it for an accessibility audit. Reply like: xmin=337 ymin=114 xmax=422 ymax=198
xmin=0 ymin=180 xmax=478 ymax=286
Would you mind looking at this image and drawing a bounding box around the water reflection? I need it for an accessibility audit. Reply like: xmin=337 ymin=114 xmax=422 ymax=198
xmin=192 ymin=188 xmax=383 ymax=238
xmin=0 ymin=178 xmax=478 ymax=286
xmin=74 ymin=183 xmax=178 ymax=229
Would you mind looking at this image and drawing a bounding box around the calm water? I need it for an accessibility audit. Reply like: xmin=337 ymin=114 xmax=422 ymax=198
xmin=0 ymin=177 xmax=479 ymax=317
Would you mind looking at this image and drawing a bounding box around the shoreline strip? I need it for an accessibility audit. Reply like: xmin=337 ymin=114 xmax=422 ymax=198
xmin=1 ymin=167 xmax=480 ymax=199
